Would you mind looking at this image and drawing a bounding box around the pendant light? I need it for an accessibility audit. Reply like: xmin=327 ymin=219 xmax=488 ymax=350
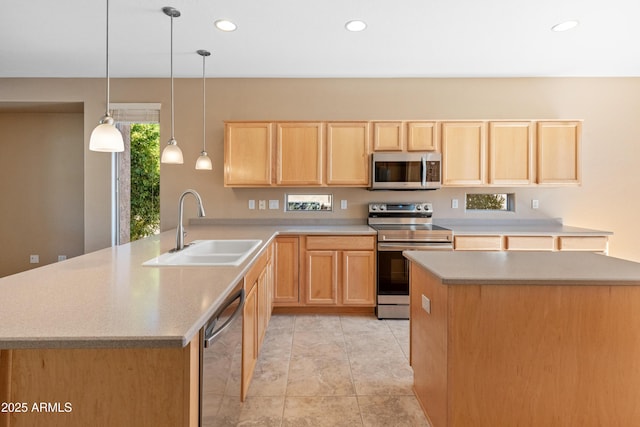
xmin=89 ymin=0 xmax=124 ymax=152
xmin=161 ymin=6 xmax=183 ymax=164
xmin=195 ymin=50 xmax=213 ymax=170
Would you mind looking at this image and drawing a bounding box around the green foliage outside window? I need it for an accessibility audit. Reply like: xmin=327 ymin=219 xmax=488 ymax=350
xmin=130 ymin=124 xmax=160 ymax=241
xmin=466 ymin=193 xmax=507 ymax=210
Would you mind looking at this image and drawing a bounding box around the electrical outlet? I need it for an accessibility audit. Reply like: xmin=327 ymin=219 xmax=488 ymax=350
xmin=422 ymin=295 xmax=431 ymax=314
xmin=532 ymin=199 xmax=539 ymax=209
xmin=248 ymin=200 xmax=255 ymax=210
xmin=452 ymin=199 xmax=459 ymax=209
xmin=341 ymin=200 xmax=348 ymax=209
xmin=258 ymin=200 xmax=266 ymax=210
xmin=58 ymin=255 xmax=67 ymax=262
xmin=29 ymin=255 xmax=39 ymax=264
xmin=269 ymin=200 xmax=279 ymax=209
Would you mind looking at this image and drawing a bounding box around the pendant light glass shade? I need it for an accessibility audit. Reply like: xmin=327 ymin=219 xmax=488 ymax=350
xmin=161 ymin=7 xmax=183 ymax=164
xmin=90 ymin=0 xmax=124 ymax=152
xmin=195 ymin=49 xmax=212 ymax=170
xmin=161 ymin=138 xmax=184 ymax=163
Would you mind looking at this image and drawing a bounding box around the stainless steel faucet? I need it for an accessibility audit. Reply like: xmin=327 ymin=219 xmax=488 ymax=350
xmin=174 ymin=189 xmax=206 ymax=252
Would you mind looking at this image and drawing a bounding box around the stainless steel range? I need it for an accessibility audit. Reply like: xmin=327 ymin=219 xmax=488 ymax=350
xmin=368 ymin=202 xmax=453 ymax=319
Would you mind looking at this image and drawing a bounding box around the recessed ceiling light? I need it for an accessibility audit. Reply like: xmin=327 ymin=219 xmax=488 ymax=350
xmin=345 ymin=20 xmax=367 ymax=32
xmin=215 ymin=19 xmax=237 ymax=32
xmin=551 ymin=20 xmax=579 ymax=32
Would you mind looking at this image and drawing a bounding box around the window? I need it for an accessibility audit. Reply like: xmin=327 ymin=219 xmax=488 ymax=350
xmin=466 ymin=193 xmax=515 ymax=212
xmin=285 ymin=194 xmax=333 ymax=211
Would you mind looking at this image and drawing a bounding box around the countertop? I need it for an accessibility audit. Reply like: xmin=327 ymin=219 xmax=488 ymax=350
xmin=404 ymin=251 xmax=640 ymax=285
xmin=0 ymin=224 xmax=374 ymax=350
xmin=434 ymin=218 xmax=613 ymax=236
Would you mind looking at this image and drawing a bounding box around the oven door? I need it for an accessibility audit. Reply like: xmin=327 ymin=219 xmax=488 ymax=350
xmin=376 ymin=242 xmax=452 ymax=319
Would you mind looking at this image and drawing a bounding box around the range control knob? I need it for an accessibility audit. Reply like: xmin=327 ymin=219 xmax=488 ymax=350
xmin=380 ymin=205 xmax=386 ymax=211
xmin=416 ymin=205 xmax=422 ymax=211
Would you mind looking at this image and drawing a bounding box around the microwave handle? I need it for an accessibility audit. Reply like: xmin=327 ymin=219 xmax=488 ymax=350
xmin=421 ymin=156 xmax=427 ymax=187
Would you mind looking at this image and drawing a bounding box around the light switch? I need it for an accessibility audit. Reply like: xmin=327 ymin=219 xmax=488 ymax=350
xmin=422 ymin=294 xmax=431 ymax=314
xmin=452 ymin=199 xmax=459 ymax=209
xmin=341 ymin=200 xmax=348 ymax=210
xmin=258 ymin=200 xmax=266 ymax=210
xmin=532 ymin=199 xmax=539 ymax=209
xmin=269 ymin=200 xmax=279 ymax=209
xmin=248 ymin=200 xmax=256 ymax=210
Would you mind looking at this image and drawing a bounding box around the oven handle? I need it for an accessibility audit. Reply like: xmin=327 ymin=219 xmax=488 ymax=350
xmin=378 ymin=242 xmax=453 ymax=251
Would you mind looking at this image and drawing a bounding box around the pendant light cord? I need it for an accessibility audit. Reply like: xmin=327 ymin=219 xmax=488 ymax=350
xmin=170 ymin=13 xmax=175 ymax=140
xmin=105 ymin=0 xmax=111 ymax=115
xmin=202 ymin=54 xmax=206 ymax=152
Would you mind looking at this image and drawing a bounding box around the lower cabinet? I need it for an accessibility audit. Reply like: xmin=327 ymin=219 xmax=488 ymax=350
xmin=454 ymin=234 xmax=609 ymax=253
xmin=241 ymin=243 xmax=273 ymax=401
xmin=303 ymin=235 xmax=376 ymax=307
xmin=273 ymin=236 xmax=300 ymax=306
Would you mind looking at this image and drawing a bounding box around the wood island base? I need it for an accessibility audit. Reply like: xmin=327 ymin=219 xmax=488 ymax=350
xmin=410 ymin=262 xmax=640 ymax=427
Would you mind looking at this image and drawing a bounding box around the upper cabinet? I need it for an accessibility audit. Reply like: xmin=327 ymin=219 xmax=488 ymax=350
xmin=442 ymin=120 xmax=580 ymax=187
xmin=224 ymin=119 xmax=581 ymax=188
xmin=326 ymin=122 xmax=370 ymax=186
xmin=441 ymin=121 xmax=487 ymax=186
xmin=276 ymin=122 xmax=324 ymax=186
xmin=537 ymin=121 xmax=581 ymax=185
xmin=224 ymin=122 xmax=273 ymax=186
xmin=372 ymin=121 xmax=438 ymax=152
xmin=489 ymin=121 xmax=534 ymax=185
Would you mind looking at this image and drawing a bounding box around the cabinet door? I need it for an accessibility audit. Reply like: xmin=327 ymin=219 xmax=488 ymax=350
xmin=224 ymin=122 xmax=273 ymax=186
xmin=326 ymin=122 xmax=371 ymax=186
xmin=273 ymin=237 xmax=299 ymax=305
xmin=407 ymin=121 xmax=438 ymax=151
xmin=304 ymin=250 xmax=338 ymax=305
xmin=442 ymin=122 xmax=486 ymax=185
xmin=241 ymin=284 xmax=258 ymax=401
xmin=373 ymin=121 xmax=404 ymax=151
xmin=341 ymin=251 xmax=375 ymax=306
xmin=257 ymin=267 xmax=270 ymax=348
xmin=537 ymin=121 xmax=581 ymax=185
xmin=489 ymin=121 xmax=533 ymax=185
xmin=276 ymin=122 xmax=323 ymax=185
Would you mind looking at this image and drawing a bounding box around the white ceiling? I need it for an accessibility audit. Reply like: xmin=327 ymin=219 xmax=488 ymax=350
xmin=2 ymin=0 xmax=640 ymax=78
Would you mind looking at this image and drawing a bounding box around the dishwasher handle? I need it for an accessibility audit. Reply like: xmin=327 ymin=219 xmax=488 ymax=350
xmin=203 ymin=288 xmax=245 ymax=348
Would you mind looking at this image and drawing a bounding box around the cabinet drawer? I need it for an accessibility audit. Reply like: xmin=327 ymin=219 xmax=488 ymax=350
xmin=306 ymin=235 xmax=375 ymax=251
xmin=558 ymin=236 xmax=608 ymax=252
xmin=505 ymin=235 xmax=554 ymax=251
xmin=454 ymin=235 xmax=502 ymax=251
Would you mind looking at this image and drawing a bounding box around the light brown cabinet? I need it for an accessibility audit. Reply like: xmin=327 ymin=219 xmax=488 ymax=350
xmin=441 ymin=121 xmax=487 ymax=185
xmin=454 ymin=234 xmax=608 ymax=253
xmin=373 ymin=121 xmax=404 ymax=151
xmin=241 ymin=244 xmax=273 ymax=400
xmin=489 ymin=121 xmax=534 ymax=185
xmin=302 ymin=235 xmax=376 ymax=307
xmin=326 ymin=122 xmax=370 ymax=185
xmin=224 ymin=122 xmax=273 ymax=186
xmin=537 ymin=121 xmax=581 ymax=185
xmin=273 ymin=237 xmax=300 ymax=306
xmin=276 ymin=122 xmax=324 ymax=186
xmin=373 ymin=121 xmax=438 ymax=152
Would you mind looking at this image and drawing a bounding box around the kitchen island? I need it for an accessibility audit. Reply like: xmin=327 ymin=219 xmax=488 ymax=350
xmin=0 ymin=223 xmax=374 ymax=427
xmin=405 ymin=251 xmax=640 ymax=427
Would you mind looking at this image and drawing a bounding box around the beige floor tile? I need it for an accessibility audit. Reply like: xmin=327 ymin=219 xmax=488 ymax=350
xmin=247 ymin=356 xmax=290 ymax=397
xmin=237 ymin=396 xmax=285 ymax=426
xmin=358 ymin=395 xmax=430 ymax=427
xmin=294 ymin=314 xmax=343 ymax=331
xmin=340 ymin=313 xmax=392 ymax=334
xmin=283 ymin=396 xmax=363 ymax=427
xmin=286 ymin=354 xmax=355 ymax=396
xmin=292 ymin=329 xmax=346 ymax=358
xmin=349 ymin=355 xmax=415 ymax=396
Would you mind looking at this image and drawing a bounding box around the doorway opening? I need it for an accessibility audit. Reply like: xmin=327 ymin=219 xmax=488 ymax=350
xmin=112 ymin=104 xmax=161 ymax=244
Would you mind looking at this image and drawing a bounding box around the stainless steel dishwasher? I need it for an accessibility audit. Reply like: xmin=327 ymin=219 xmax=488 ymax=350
xmin=200 ymin=282 xmax=245 ymax=427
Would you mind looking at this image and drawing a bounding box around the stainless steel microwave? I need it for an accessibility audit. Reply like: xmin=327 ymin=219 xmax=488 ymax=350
xmin=370 ymin=152 xmax=442 ymax=190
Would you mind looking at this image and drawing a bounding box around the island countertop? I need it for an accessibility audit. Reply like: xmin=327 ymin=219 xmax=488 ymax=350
xmin=0 ymin=224 xmax=374 ymax=350
xmin=404 ymin=251 xmax=640 ymax=286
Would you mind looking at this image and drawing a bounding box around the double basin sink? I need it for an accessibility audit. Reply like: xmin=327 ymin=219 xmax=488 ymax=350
xmin=143 ymin=239 xmax=262 ymax=267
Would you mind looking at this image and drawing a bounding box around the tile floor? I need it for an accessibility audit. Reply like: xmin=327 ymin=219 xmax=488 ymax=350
xmin=233 ymin=313 xmax=430 ymax=426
